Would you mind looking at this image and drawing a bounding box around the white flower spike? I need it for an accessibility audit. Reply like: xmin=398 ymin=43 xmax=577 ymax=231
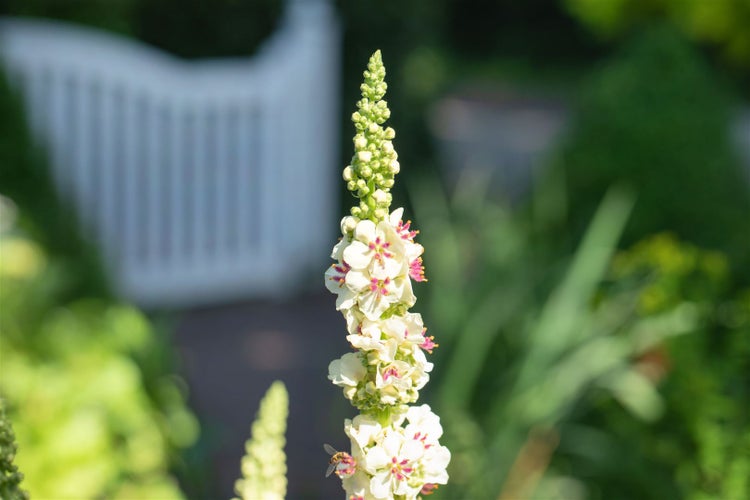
xmin=324 ymin=50 xmax=449 ymax=499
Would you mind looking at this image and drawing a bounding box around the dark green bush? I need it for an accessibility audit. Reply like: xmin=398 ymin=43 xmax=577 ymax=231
xmin=555 ymin=25 xmax=750 ymax=275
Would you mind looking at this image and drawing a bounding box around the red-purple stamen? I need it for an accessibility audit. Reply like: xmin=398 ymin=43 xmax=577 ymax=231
xmin=390 ymin=457 xmax=413 ymax=481
xmin=329 ymin=262 xmax=351 ymax=288
xmin=409 ymin=257 xmax=427 ymax=282
xmin=383 ymin=366 xmax=400 ymax=381
xmin=413 ymin=431 xmax=432 ymax=449
xmin=420 ymin=334 xmax=438 ymax=354
xmin=335 ymin=453 xmax=357 ymax=478
xmin=421 ymin=483 xmax=439 ymax=495
xmin=369 ymin=277 xmax=391 ymax=296
xmin=368 ymin=236 xmax=394 ymax=263
xmin=397 ymin=219 xmax=419 ymax=241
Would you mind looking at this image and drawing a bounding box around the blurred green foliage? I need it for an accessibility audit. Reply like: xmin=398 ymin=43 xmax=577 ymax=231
xmin=0 ymin=72 xmax=110 ymax=301
xmin=554 ymin=25 xmax=750 ymax=275
xmin=563 ymin=0 xmax=750 ymax=70
xmin=0 ymin=211 xmax=200 ymax=499
xmin=410 ymin=171 xmax=749 ymax=499
xmin=0 ymin=398 xmax=28 ymax=500
xmin=0 ymin=53 xmax=203 ymax=499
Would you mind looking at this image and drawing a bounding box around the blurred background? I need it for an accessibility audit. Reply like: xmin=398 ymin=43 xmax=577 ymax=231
xmin=1 ymin=0 xmax=749 ymax=499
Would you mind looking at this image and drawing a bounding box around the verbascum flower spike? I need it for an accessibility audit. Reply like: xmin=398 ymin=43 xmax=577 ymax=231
xmin=233 ymin=381 xmax=289 ymax=500
xmin=326 ymin=51 xmax=450 ymax=500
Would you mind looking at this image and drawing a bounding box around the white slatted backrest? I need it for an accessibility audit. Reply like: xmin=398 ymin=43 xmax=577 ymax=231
xmin=0 ymin=0 xmax=340 ymax=307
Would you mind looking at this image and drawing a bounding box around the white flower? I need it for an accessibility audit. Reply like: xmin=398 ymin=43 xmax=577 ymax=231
xmin=380 ymin=313 xmax=426 ymax=347
xmin=342 ymin=469 xmax=375 ymax=500
xmin=345 ymin=414 xmax=383 ymax=455
xmin=345 ymin=267 xmax=415 ymax=321
xmin=365 ymin=429 xmax=424 ymax=499
xmin=324 ymin=260 xmax=356 ymax=311
xmin=329 ymin=353 xmax=366 ymax=400
xmin=343 ymin=219 xmax=405 ymax=277
xmin=347 ymin=330 xmax=399 ymax=363
xmin=325 ymin=238 xmax=358 ymax=311
xmin=342 ymin=408 xmax=450 ymax=500
xmin=404 ymin=405 xmax=443 ymax=448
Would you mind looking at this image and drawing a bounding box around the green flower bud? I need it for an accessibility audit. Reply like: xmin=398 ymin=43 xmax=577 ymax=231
xmin=343 ymin=166 xmax=353 ymax=181
xmin=341 ymin=50 xmax=403 ymax=222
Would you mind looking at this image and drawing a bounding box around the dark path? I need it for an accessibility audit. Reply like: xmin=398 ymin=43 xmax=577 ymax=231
xmin=174 ymin=291 xmax=354 ymax=499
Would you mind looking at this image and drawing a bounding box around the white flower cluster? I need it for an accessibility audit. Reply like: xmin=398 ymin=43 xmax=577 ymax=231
xmin=325 ymin=208 xmax=449 ymax=499
xmin=341 ymin=406 xmax=450 ymax=500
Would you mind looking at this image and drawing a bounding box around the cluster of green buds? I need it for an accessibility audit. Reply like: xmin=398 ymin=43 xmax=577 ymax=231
xmin=233 ymin=381 xmax=289 ymax=500
xmin=344 ymin=50 xmax=401 ymax=222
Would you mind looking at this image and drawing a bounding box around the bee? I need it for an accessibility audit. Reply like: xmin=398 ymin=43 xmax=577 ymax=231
xmin=324 ymin=443 xmax=356 ymax=478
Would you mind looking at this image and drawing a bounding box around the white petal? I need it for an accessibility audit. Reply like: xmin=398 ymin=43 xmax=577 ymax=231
xmin=345 ymin=270 xmax=371 ymax=292
xmin=365 ymin=446 xmax=390 ymax=473
xmin=369 ymin=471 xmax=393 ymax=499
xmin=400 ymin=438 xmax=425 ymax=462
xmin=354 ymin=219 xmax=377 ymax=243
xmin=343 ymin=240 xmax=374 ymax=270
xmin=389 ymin=207 xmax=404 ymax=226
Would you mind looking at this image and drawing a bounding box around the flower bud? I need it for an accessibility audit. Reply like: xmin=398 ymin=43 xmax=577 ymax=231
xmin=368 ymin=123 xmax=379 ymax=134
xmin=357 ymin=151 xmax=372 ymax=163
xmin=360 ymin=166 xmax=372 ymax=178
xmin=383 ymin=141 xmax=394 ymax=154
xmin=354 ymin=135 xmax=367 ymax=150
xmin=374 ymin=208 xmax=387 ymax=220
xmin=372 ymin=189 xmax=387 ymax=204
xmin=341 ymin=216 xmax=358 ymax=234
xmin=342 ymin=166 xmax=353 ymax=181
xmin=347 ymin=180 xmax=357 ymax=191
xmin=384 ymin=127 xmax=396 ymax=140
xmin=390 ymin=160 xmax=400 ymax=174
xmin=383 ymin=179 xmax=394 ymax=188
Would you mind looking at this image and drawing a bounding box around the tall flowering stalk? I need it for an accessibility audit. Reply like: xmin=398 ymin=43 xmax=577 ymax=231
xmin=325 ymin=50 xmax=450 ymax=500
xmin=234 ymin=381 xmax=288 ymax=500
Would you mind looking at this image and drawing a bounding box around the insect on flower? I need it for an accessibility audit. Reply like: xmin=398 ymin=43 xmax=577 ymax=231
xmin=324 ymin=443 xmax=356 ymax=478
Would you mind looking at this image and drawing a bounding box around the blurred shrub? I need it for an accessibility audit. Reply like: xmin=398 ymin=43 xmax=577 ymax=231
xmin=0 ymin=65 xmax=202 ymax=497
xmin=554 ymin=234 xmax=750 ymax=500
xmin=410 ymin=172 xmax=748 ymax=499
xmin=0 ymin=71 xmax=110 ymax=301
xmin=563 ymin=0 xmax=750 ymax=70
xmin=0 ymin=209 xmax=199 ymax=499
xmin=554 ymin=25 xmax=750 ymax=274
xmin=0 ymin=398 xmax=28 ymax=500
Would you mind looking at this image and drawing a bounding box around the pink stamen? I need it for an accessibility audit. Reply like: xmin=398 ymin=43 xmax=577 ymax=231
xmin=383 ymin=366 xmax=400 ymax=380
xmin=420 ymin=334 xmax=438 ymax=354
xmin=409 ymin=257 xmax=427 ymax=282
xmin=397 ymin=219 xmax=419 ymax=241
xmin=390 ymin=456 xmax=413 ymax=481
xmin=329 ymin=262 xmax=351 ymax=287
xmin=369 ymin=277 xmax=391 ymax=296
xmin=369 ymin=236 xmax=394 ymax=263
xmin=421 ymin=483 xmax=439 ymax=495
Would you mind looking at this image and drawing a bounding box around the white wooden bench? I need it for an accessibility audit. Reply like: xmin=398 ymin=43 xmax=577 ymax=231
xmin=0 ymin=0 xmax=340 ymax=307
